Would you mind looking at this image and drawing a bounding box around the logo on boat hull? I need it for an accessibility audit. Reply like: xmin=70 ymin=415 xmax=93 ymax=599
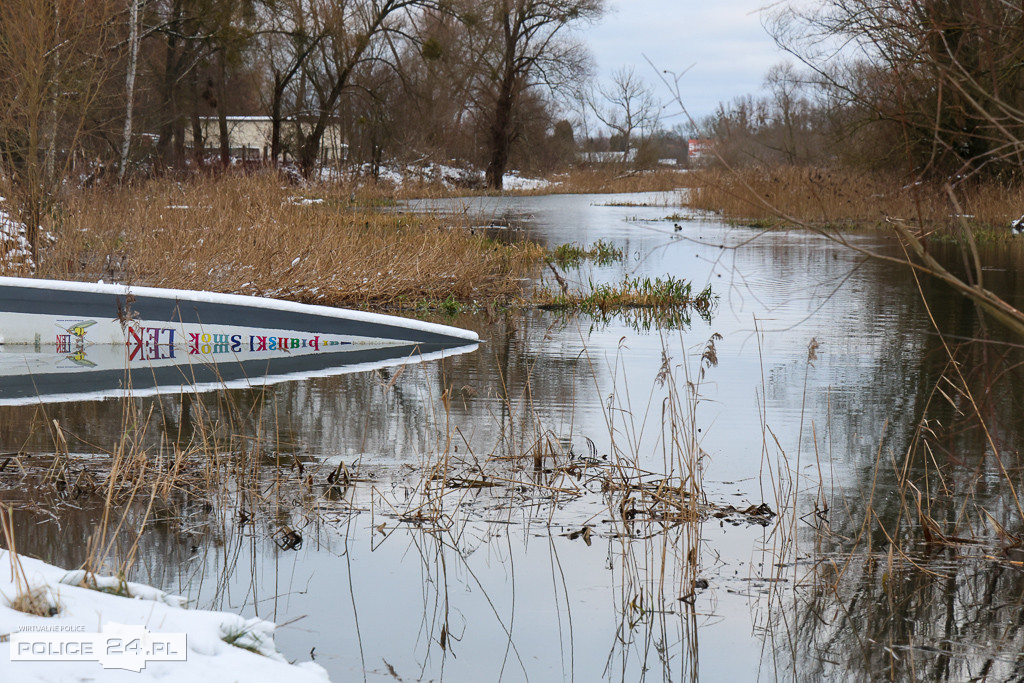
xmin=56 ymin=320 xmax=97 ymax=365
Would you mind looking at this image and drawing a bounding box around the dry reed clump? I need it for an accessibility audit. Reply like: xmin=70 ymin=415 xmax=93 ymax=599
xmin=1 ymin=506 xmax=59 ymax=617
xmin=686 ymin=166 xmax=1024 ymax=234
xmin=41 ymin=173 xmax=543 ymax=309
xmin=7 ymin=585 xmax=58 ymax=617
xmin=535 ymin=167 xmax=687 ymax=195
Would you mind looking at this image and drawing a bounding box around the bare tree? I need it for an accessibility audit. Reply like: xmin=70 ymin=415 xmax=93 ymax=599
xmin=292 ymin=0 xmax=423 ymax=176
xmin=762 ymin=62 xmax=807 ymax=165
xmin=257 ymin=0 xmax=325 ymax=164
xmin=591 ymin=66 xmax=660 ymax=162
xmin=119 ymin=0 xmax=142 ymax=181
xmin=149 ymin=0 xmax=203 ymax=166
xmin=770 ymin=0 xmax=1024 ymax=181
xmin=463 ymin=0 xmax=603 ymax=190
xmin=0 ymin=0 xmax=119 ymax=265
xmin=388 ymin=9 xmax=479 ymax=164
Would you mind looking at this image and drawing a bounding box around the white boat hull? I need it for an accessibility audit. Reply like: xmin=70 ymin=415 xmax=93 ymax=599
xmin=0 ymin=277 xmax=480 ymax=404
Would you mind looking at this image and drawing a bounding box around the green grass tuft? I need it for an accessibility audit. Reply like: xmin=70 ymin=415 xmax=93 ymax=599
xmin=549 ymin=240 xmax=625 ymax=268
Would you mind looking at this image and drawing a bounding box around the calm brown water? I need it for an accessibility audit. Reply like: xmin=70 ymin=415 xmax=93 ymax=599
xmin=3 ymin=191 xmax=1024 ymax=681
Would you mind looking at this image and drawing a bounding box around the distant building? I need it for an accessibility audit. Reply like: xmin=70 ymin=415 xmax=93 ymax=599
xmin=186 ymin=116 xmax=348 ymax=164
xmin=687 ymin=139 xmax=715 ymax=164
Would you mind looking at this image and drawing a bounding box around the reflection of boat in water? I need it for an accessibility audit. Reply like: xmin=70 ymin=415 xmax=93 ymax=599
xmin=0 ymin=277 xmax=479 ymax=404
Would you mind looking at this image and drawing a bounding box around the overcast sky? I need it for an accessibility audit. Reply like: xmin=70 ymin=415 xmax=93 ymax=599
xmin=582 ymin=0 xmax=792 ymax=126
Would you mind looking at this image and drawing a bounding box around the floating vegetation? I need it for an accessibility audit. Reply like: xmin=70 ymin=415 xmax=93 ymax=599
xmin=411 ymin=293 xmax=466 ymax=316
xmin=548 ymin=239 xmax=625 ymax=267
xmin=537 ymin=275 xmax=716 ymax=326
xmin=731 ymin=217 xmax=790 ymax=230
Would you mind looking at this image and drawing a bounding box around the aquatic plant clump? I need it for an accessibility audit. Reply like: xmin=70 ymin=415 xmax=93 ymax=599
xmin=549 ymin=239 xmax=625 ymax=267
xmin=538 ymin=275 xmax=716 ymax=326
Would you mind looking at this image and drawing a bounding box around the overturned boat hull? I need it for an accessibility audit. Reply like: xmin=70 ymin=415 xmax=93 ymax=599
xmin=0 ymin=277 xmax=479 ymax=404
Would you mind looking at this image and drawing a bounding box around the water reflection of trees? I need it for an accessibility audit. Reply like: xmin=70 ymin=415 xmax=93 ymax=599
xmin=766 ymin=553 xmax=1024 ymax=682
xmin=762 ymin=263 xmax=1024 ymax=680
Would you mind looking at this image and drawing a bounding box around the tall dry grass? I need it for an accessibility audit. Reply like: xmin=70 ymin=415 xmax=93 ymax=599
xmin=38 ymin=173 xmax=543 ymax=309
xmin=687 ymin=166 xmax=1024 ymax=233
xmin=378 ymin=166 xmax=688 ymax=197
xmin=539 ymin=167 xmax=686 ymax=195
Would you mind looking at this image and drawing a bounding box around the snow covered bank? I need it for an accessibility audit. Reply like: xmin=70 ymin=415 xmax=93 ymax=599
xmin=0 ymin=200 xmax=33 ymax=272
xmin=319 ymin=162 xmax=555 ymax=191
xmin=0 ymin=550 xmax=328 ymax=681
xmin=501 ymin=170 xmax=553 ymax=191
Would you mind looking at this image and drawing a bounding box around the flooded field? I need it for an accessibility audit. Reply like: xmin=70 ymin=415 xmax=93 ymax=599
xmin=3 ymin=192 xmax=1024 ymax=681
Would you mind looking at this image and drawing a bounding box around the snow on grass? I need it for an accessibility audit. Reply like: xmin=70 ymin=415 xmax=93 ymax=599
xmin=0 ymin=550 xmax=329 ymax=682
xmin=314 ymin=162 xmax=553 ymax=191
xmin=501 ymin=171 xmax=554 ymax=191
xmin=0 ymin=199 xmax=34 ymax=272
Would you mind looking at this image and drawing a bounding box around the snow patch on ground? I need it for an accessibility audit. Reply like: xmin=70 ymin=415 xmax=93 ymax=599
xmin=288 ymin=196 xmax=325 ymax=206
xmin=0 ymin=551 xmax=329 ymax=681
xmin=0 ymin=199 xmax=34 ymax=272
xmin=314 ymin=162 xmax=554 ymax=191
xmin=501 ymin=171 xmax=553 ymax=191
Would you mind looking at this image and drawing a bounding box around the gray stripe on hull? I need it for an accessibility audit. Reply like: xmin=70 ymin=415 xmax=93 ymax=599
xmin=0 ymin=342 xmax=457 ymax=401
xmin=0 ymin=285 xmax=469 ymax=345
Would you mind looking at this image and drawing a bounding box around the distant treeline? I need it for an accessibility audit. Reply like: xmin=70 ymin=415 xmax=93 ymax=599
xmin=703 ymin=1 xmax=1024 ymax=186
xmin=0 ymin=0 xmax=621 ymax=199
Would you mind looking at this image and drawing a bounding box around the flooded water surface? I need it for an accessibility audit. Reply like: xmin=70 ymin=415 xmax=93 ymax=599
xmin=3 ymin=192 xmax=1024 ymax=681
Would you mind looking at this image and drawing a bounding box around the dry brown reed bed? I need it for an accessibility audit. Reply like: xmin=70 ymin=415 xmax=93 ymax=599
xmin=35 ymin=173 xmax=543 ymax=309
xmin=526 ymin=167 xmax=687 ymax=195
xmin=375 ymin=166 xmax=687 ymax=198
xmin=294 ymin=166 xmax=687 ymax=202
xmin=686 ymin=166 xmax=1024 ymax=235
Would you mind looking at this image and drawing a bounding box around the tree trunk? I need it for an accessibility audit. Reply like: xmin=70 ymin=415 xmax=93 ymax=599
xmin=217 ymin=110 xmax=230 ymax=167
xmin=118 ymin=0 xmax=140 ymax=181
xmin=270 ymin=75 xmax=285 ymax=164
xmin=156 ymin=3 xmax=181 ymax=167
xmin=485 ymin=81 xmax=515 ymax=190
xmin=216 ymin=53 xmax=230 ymax=167
xmin=188 ymin=65 xmax=202 ymax=167
xmin=298 ymin=111 xmax=335 ymax=176
xmin=44 ymin=3 xmax=60 ymax=185
xmin=297 ymin=75 xmax=349 ymax=177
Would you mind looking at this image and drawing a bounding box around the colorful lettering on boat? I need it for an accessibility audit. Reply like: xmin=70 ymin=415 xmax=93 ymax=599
xmin=56 ymin=321 xmax=358 ymax=362
xmin=56 ymin=334 xmax=73 ymax=354
xmin=126 ymin=327 xmax=177 ymax=361
xmin=49 ymin=325 xmax=356 ymax=369
xmin=179 ymin=332 xmax=345 ymax=358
